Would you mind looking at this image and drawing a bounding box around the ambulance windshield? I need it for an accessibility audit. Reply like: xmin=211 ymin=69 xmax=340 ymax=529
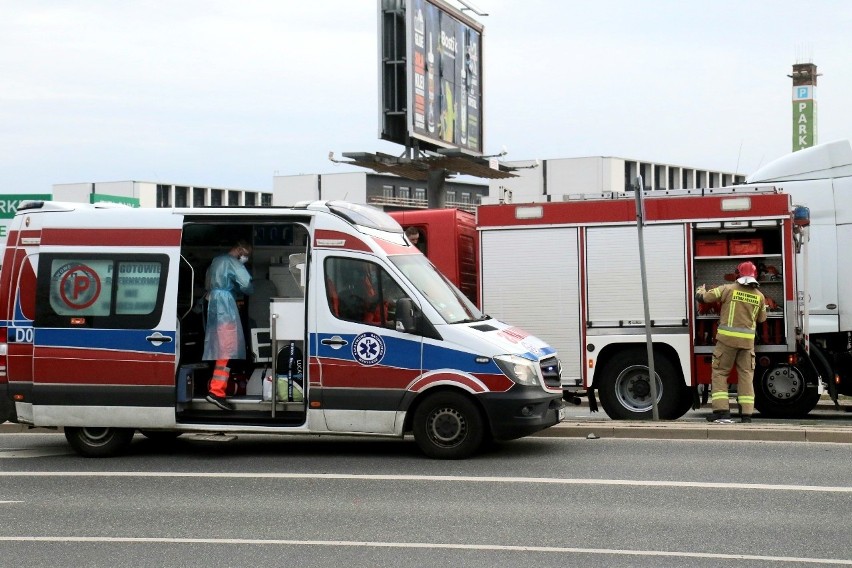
xmin=389 ymin=254 xmax=483 ymax=324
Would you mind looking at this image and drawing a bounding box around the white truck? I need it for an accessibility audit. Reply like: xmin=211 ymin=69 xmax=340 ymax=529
xmin=746 ymin=139 xmax=852 ymax=410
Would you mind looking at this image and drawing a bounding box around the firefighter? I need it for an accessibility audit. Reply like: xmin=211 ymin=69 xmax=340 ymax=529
xmin=203 ymin=240 xmax=255 ymax=410
xmin=696 ymin=261 xmax=767 ymax=423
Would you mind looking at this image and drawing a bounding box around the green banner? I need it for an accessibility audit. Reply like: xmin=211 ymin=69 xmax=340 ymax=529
xmin=0 ymin=193 xmax=52 ymax=219
xmin=90 ymin=194 xmax=140 ymax=207
xmin=793 ymin=99 xmax=815 ymax=151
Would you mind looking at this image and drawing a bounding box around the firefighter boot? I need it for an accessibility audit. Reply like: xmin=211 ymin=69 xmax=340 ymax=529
xmin=706 ymin=410 xmax=733 ymax=424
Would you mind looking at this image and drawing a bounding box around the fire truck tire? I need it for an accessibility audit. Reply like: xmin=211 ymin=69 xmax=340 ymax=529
xmin=412 ymin=392 xmax=485 ymax=459
xmin=755 ymin=359 xmax=822 ymax=418
xmin=64 ymin=427 xmax=135 ymax=457
xmin=598 ymin=350 xmax=687 ymax=420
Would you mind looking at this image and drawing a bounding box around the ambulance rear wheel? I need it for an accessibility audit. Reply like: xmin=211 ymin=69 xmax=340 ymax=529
xmin=598 ymin=350 xmax=686 ymax=420
xmin=412 ymin=392 xmax=485 ymax=459
xmin=64 ymin=427 xmax=135 ymax=457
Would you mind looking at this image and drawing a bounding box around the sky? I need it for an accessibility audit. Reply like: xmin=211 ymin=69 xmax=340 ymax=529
xmin=2 ymin=0 xmax=851 ymax=194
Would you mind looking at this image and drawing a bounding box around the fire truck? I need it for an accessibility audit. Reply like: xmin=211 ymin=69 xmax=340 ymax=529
xmin=476 ymin=186 xmax=816 ymax=420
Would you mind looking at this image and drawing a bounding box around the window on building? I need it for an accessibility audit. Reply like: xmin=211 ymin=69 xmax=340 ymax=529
xmin=382 ymin=185 xmax=394 ymax=199
xmin=175 ymin=186 xmax=188 ymax=208
xmin=415 ymin=187 xmax=426 ymax=201
xmin=192 ymin=187 xmax=206 ymax=207
xmin=460 ymin=192 xmax=471 ymax=204
xmin=228 ymin=191 xmax=240 ymax=206
xmin=156 ymin=185 xmax=171 ymax=208
xmin=211 ymin=189 xmax=223 ymax=206
xmin=446 ymin=190 xmax=456 ymax=203
xmin=245 ymin=192 xmax=257 ymax=206
xmin=261 ymin=193 xmax=273 ymax=206
xmin=399 ymin=186 xmax=411 ymax=199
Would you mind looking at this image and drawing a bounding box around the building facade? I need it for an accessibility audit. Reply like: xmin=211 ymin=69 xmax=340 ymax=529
xmin=53 ymin=181 xmax=273 ymax=209
xmin=486 ymin=156 xmax=747 ymax=205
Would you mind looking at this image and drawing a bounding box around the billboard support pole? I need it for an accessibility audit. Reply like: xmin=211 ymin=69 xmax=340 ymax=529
xmin=427 ymin=168 xmax=447 ymax=208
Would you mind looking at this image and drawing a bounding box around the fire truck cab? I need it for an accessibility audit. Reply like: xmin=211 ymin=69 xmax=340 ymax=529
xmin=0 ymin=200 xmax=564 ymax=458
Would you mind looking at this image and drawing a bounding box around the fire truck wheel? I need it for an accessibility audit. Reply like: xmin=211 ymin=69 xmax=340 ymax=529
xmin=412 ymin=392 xmax=485 ymax=459
xmin=598 ymin=350 xmax=686 ymax=420
xmin=754 ymin=359 xmax=821 ymax=418
xmin=64 ymin=427 xmax=135 ymax=457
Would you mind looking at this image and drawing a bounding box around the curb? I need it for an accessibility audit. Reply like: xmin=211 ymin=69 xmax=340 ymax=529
xmin=534 ymin=421 xmax=852 ymax=444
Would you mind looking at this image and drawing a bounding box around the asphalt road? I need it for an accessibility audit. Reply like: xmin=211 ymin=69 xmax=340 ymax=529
xmin=1 ymin=432 xmax=851 ymax=567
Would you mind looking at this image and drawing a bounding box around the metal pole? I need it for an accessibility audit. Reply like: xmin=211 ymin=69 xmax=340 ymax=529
xmin=634 ymin=176 xmax=659 ymax=420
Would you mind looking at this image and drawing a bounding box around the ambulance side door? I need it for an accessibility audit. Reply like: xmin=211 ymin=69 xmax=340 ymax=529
xmin=31 ymin=238 xmax=181 ymax=427
xmin=312 ymin=250 xmax=422 ymax=434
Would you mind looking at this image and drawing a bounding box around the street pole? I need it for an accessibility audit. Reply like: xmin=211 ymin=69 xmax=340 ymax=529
xmin=634 ymin=176 xmax=659 ymax=420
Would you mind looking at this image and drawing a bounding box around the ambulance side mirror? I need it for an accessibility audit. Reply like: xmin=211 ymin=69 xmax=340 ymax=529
xmin=395 ymin=298 xmax=418 ymax=333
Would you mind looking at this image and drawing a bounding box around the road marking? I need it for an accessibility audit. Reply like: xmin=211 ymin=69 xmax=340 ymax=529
xmin=0 ymin=536 xmax=849 ymax=564
xmin=0 ymin=501 xmax=23 ymax=504
xmin=0 ymin=471 xmax=850 ymax=493
xmin=0 ymin=448 xmax=74 ymax=459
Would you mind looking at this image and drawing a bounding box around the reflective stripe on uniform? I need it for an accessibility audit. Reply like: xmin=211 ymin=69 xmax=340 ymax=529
xmin=738 ymin=395 xmax=755 ymax=404
xmin=711 ymin=391 xmax=729 ymax=400
xmin=718 ymin=325 xmax=756 ymax=339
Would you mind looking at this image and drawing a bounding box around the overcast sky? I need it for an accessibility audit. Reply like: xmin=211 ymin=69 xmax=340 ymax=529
xmin=2 ymin=0 xmax=850 ymax=194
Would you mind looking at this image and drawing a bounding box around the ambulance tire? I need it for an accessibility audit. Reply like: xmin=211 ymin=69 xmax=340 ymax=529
xmin=64 ymin=427 xmax=135 ymax=457
xmin=598 ymin=350 xmax=686 ymax=420
xmin=412 ymin=392 xmax=485 ymax=459
xmin=139 ymin=430 xmax=183 ymax=442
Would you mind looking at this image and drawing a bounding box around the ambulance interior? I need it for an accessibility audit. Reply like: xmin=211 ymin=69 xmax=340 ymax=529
xmin=176 ymin=219 xmax=310 ymax=424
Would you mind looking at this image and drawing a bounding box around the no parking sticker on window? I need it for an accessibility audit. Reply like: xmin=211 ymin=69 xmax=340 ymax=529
xmin=52 ymin=263 xmax=101 ymax=310
xmin=352 ymin=332 xmax=385 ymax=366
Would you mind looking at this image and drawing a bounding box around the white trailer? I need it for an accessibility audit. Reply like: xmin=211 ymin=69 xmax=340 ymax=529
xmin=747 ymin=140 xmax=852 ymax=406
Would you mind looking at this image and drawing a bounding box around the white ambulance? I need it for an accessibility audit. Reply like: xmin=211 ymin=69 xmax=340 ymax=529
xmin=0 ymin=200 xmax=564 ymax=459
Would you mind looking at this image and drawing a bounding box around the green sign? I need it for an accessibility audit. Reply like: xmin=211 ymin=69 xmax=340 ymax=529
xmin=90 ymin=194 xmax=140 ymax=207
xmin=792 ymin=85 xmax=816 ymax=152
xmin=0 ymin=193 xmax=52 ymax=219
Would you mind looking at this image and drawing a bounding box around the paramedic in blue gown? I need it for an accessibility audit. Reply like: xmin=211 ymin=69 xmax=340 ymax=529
xmin=203 ymin=241 xmax=254 ymax=410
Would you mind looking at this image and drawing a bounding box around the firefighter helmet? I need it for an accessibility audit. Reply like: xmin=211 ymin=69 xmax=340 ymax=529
xmin=736 ymin=261 xmax=758 ymax=286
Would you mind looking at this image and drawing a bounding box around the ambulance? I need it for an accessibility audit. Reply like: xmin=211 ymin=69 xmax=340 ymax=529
xmin=0 ymin=200 xmax=564 ymax=458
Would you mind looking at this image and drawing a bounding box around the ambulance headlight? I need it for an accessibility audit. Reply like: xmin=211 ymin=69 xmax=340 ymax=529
xmin=494 ymin=355 xmax=539 ymax=386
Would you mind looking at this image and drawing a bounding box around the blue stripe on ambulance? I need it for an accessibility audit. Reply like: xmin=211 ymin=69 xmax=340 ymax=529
xmin=34 ymin=328 xmax=176 ymax=354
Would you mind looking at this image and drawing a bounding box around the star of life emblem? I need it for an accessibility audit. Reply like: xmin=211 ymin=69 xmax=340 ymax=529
xmin=352 ymin=332 xmax=386 ymax=366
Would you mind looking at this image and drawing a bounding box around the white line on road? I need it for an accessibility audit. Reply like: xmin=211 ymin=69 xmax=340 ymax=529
xmin=0 ymin=536 xmax=849 ymax=565
xmin=0 ymin=448 xmax=73 ymax=458
xmin=1 ymin=471 xmax=851 ymax=493
xmin=0 ymin=501 xmax=23 ymax=504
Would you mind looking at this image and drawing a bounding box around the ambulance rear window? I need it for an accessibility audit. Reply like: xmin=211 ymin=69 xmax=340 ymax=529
xmin=35 ymin=254 xmax=169 ymax=329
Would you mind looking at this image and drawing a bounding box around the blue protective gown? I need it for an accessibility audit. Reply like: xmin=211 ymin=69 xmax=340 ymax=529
xmin=202 ymin=253 xmax=254 ymax=361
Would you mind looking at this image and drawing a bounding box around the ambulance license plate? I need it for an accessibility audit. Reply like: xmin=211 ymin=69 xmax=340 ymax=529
xmin=558 ymin=405 xmax=567 ymax=421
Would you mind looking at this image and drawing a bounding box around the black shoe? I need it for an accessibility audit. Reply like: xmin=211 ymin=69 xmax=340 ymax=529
xmin=741 ymin=416 xmax=753 ymax=423
xmin=706 ymin=412 xmax=733 ymax=424
xmin=206 ymin=394 xmax=233 ymax=411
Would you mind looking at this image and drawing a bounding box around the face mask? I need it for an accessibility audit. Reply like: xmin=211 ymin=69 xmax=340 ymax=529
xmin=238 ymin=255 xmax=249 ymax=264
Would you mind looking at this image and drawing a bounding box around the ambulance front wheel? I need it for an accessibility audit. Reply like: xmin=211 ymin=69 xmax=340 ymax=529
xmin=412 ymin=392 xmax=485 ymax=459
xmin=64 ymin=427 xmax=135 ymax=457
xmin=598 ymin=349 xmax=688 ymax=420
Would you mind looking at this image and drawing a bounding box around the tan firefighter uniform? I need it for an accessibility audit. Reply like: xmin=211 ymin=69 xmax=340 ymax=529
xmin=697 ymin=282 xmax=767 ymax=417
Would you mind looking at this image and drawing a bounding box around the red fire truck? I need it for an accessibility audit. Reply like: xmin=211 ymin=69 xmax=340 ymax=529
xmin=402 ymin=187 xmax=821 ymax=420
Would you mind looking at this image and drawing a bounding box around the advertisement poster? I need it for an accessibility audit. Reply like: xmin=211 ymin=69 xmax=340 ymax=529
xmin=409 ymin=0 xmax=482 ymax=154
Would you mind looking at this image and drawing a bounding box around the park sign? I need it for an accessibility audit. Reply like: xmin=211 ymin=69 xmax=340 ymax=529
xmin=0 ymin=193 xmax=52 ymax=245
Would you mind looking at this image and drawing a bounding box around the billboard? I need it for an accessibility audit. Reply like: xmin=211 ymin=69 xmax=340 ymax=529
xmin=380 ymin=0 xmax=484 ymax=155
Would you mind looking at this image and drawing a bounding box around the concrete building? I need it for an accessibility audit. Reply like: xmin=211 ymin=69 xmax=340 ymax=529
xmin=485 ymin=156 xmax=747 ymax=205
xmin=273 ymin=171 xmax=487 ymax=213
xmin=53 ymin=181 xmax=272 ymax=208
